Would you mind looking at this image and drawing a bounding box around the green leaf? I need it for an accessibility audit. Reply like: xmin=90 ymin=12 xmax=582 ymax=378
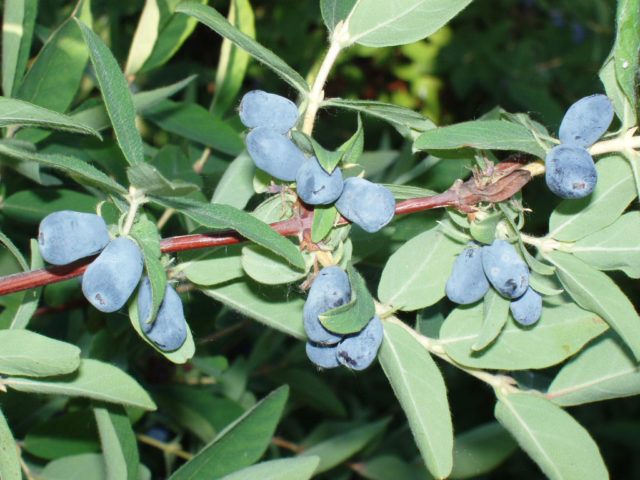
xmin=94 ymin=405 xmax=139 ymax=480
xmin=0 ymin=188 xmax=99 ymax=224
xmin=219 ymin=457 xmax=319 ymax=480
xmin=76 ymin=19 xmax=144 ymax=166
xmin=23 ymin=411 xmax=99 ymax=460
xmin=169 ymin=385 xmax=289 ymax=480
xmin=8 ymin=238 xmax=43 ymax=329
xmin=319 ymin=264 xmax=375 ymax=335
xmin=2 ymin=0 xmax=37 ymax=97
xmin=241 ymin=245 xmax=309 ymax=285
xmin=141 ymin=0 xmax=206 ymax=73
xmin=129 ymin=215 xmax=166 ymax=324
xmin=152 ymin=386 xmax=244 ymax=443
xmin=125 ymin=0 xmax=162 ymax=77
xmin=378 ymin=223 xmax=465 ymax=311
xmin=311 ymin=205 xmax=338 ymax=243
xmin=547 ymin=250 xmax=640 ymax=360
xmin=495 ymin=393 xmax=609 ymax=480
xmin=471 ymin=289 xmax=511 ymax=352
xmin=0 ymin=140 xmax=127 ymax=194
xmin=298 ymin=420 xmax=390 ymax=474
xmin=127 ymin=163 xmax=199 ymax=196
xmin=322 ymin=98 xmax=434 ymax=138
xmin=330 ymin=0 xmax=473 ymax=48
xmin=0 ymin=230 xmax=28 ymax=271
xmin=0 ymin=97 xmax=100 ymax=136
xmin=357 ymin=455 xmax=428 ymax=480
xmin=40 ymin=453 xmax=106 ymax=480
xmin=294 ymin=132 xmax=343 ymax=174
xmin=5 ymin=359 xmax=157 ymax=410
xmin=128 ymin=293 xmax=196 ymax=365
xmin=210 ymin=0 xmax=255 ymax=117
xmin=176 ymin=1 xmax=309 ymax=93
xmin=383 ymin=183 xmax=437 ymax=200
xmin=271 ymin=369 xmax=346 ymax=418
xmin=440 ymin=302 xmax=608 ymax=370
xmin=17 ymin=5 xmax=89 ymax=113
xmin=378 ymin=320 xmax=453 ymax=479
xmin=179 ymin=245 xmax=244 ymax=286
xmin=211 ymin=152 xmax=256 ymax=209
xmin=414 ymin=120 xmax=546 ymax=158
xmin=202 ymin=279 xmax=305 ymax=339
xmin=571 ymin=212 xmax=640 ymax=278
xmin=613 ymin=0 xmax=639 ymax=119
xmin=548 ymin=155 xmax=636 ymax=241
xmin=337 ymin=114 xmax=364 ymax=165
xmin=599 ymin=53 xmax=635 ymax=128
xmin=142 ymin=100 xmax=244 ymax=156
xmin=320 ymin=0 xmax=357 ymax=33
xmin=0 ymin=408 xmax=21 ymax=480
xmin=450 ymin=422 xmax=517 ymax=479
xmin=469 ymin=211 xmax=502 ymax=245
xmin=151 ymin=196 xmax=306 ymax=269
xmin=0 ymin=329 xmax=80 ymax=377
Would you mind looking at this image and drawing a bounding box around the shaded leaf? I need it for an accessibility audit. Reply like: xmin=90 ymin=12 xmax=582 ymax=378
xmin=94 ymin=405 xmax=139 ymax=480
xmin=219 ymin=457 xmax=319 ymax=480
xmin=0 ymin=408 xmax=21 ymax=480
xmin=2 ymin=0 xmax=37 ymax=97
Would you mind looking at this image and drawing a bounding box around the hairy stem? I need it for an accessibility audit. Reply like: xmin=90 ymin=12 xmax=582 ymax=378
xmin=301 ymin=37 xmax=344 ymax=135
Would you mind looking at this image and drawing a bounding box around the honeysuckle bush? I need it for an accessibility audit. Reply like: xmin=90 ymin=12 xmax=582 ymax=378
xmin=0 ymin=0 xmax=637 ymax=479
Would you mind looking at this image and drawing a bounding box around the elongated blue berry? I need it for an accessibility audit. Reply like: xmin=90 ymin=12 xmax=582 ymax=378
xmin=559 ymin=94 xmax=614 ymax=148
xmin=38 ymin=211 xmax=110 ymax=265
xmin=545 ymin=145 xmax=597 ymax=199
xmin=446 ymin=243 xmax=490 ymax=304
xmin=239 ymin=90 xmax=299 ymax=134
xmin=335 ymin=177 xmax=395 ymax=233
xmin=303 ymin=266 xmax=351 ymax=345
xmin=246 ymin=127 xmax=306 ymax=181
xmin=510 ymin=287 xmax=542 ymax=326
xmin=296 ymin=156 xmax=343 ymax=205
xmin=138 ymin=277 xmax=187 ymax=351
xmin=306 ymin=342 xmax=339 ymax=369
xmin=481 ymin=239 xmax=529 ymax=299
xmin=82 ymin=237 xmax=143 ymax=312
xmin=336 ymin=315 xmax=383 ymax=371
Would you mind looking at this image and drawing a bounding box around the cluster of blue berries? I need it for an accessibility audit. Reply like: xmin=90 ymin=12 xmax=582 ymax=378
xmin=303 ymin=266 xmax=383 ymax=370
xmin=38 ymin=210 xmax=187 ymax=351
xmin=240 ymin=90 xmax=396 ymax=233
xmin=446 ymin=239 xmax=542 ymax=326
xmin=545 ymin=94 xmax=613 ymax=199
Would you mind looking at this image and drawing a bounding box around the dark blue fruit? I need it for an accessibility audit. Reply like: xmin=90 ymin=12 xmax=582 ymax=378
xmin=246 ymin=127 xmax=306 ymax=181
xmin=336 ymin=315 xmax=383 ymax=371
xmin=481 ymin=239 xmax=529 ymax=299
xmin=545 ymin=145 xmax=597 ymax=199
xmin=38 ymin=211 xmax=110 ymax=265
xmin=295 ymin=156 xmax=344 ymax=205
xmin=239 ymin=90 xmax=299 ymax=134
xmin=335 ymin=177 xmax=395 ymax=233
xmin=558 ymin=94 xmax=614 ymax=148
xmin=82 ymin=237 xmax=143 ymax=312
xmin=446 ymin=243 xmax=490 ymax=304
xmin=305 ymin=341 xmax=339 ymax=369
xmin=303 ymin=266 xmax=351 ymax=345
xmin=510 ymin=287 xmax=542 ymax=326
xmin=138 ymin=277 xmax=187 ymax=351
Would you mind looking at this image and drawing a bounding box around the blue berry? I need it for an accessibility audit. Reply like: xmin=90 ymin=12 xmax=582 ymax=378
xmin=305 ymin=341 xmax=339 ymax=369
xmin=510 ymin=287 xmax=542 ymax=326
xmin=246 ymin=127 xmax=306 ymax=181
xmin=446 ymin=243 xmax=490 ymax=304
xmin=303 ymin=266 xmax=351 ymax=345
xmin=336 ymin=315 xmax=383 ymax=371
xmin=38 ymin=211 xmax=110 ymax=265
xmin=558 ymin=94 xmax=614 ymax=148
xmin=295 ymin=156 xmax=344 ymax=205
xmin=335 ymin=177 xmax=395 ymax=233
xmin=239 ymin=90 xmax=299 ymax=134
xmin=545 ymin=145 xmax=597 ymax=199
xmin=138 ymin=277 xmax=188 ymax=351
xmin=82 ymin=237 xmax=143 ymax=312
xmin=481 ymin=239 xmax=529 ymax=299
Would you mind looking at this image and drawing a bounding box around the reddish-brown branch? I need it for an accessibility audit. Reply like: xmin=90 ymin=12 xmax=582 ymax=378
xmin=0 ymin=167 xmax=530 ymax=297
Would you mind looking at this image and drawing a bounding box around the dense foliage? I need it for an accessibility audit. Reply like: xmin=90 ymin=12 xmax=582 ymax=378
xmin=0 ymin=0 xmax=637 ymax=479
